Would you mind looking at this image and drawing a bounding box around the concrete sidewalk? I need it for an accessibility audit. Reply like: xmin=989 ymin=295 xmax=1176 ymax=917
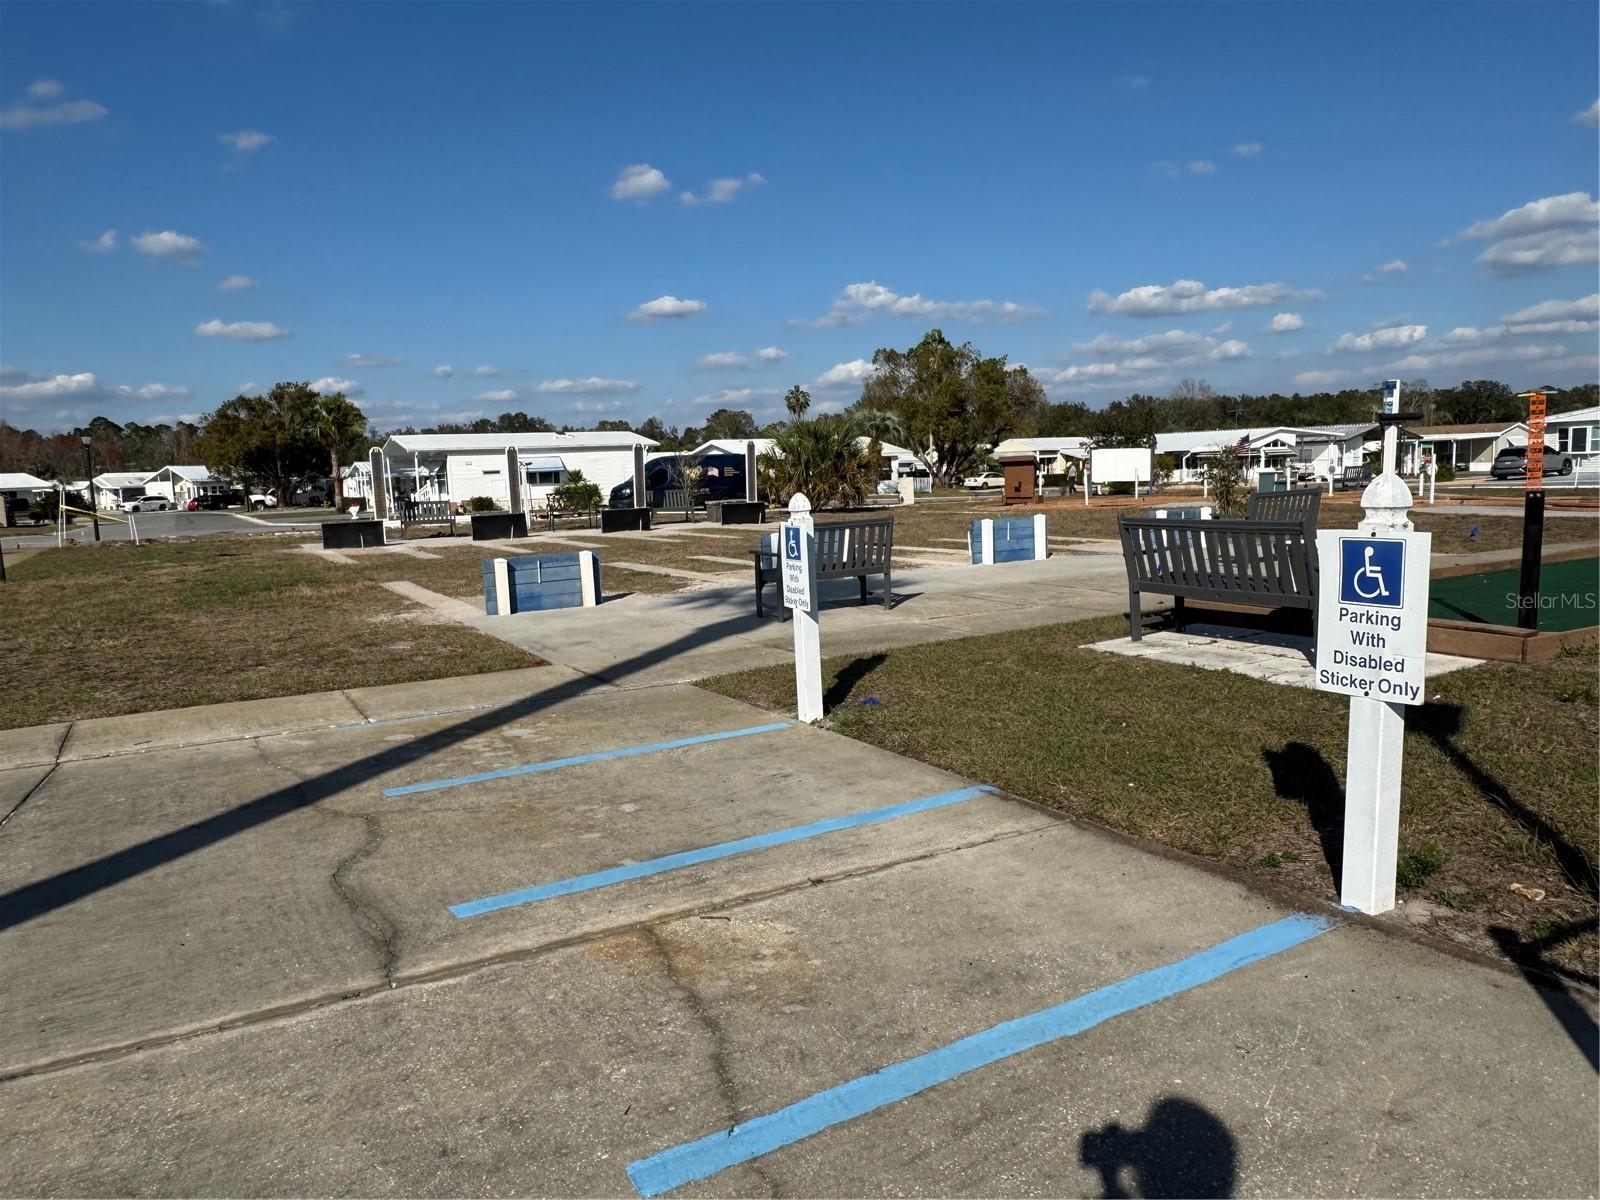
xmin=0 ymin=670 xmax=1594 ymax=1197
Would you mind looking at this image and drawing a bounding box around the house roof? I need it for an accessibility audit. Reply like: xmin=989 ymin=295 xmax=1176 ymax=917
xmin=380 ymin=431 xmax=658 ymax=456
xmin=93 ymin=472 xmax=153 ymax=489
xmin=146 ymin=465 xmax=214 ymax=483
xmin=1154 ymin=426 xmax=1334 ymax=455
xmin=994 ymin=436 xmax=1092 ymax=454
xmin=0 ymin=472 xmax=53 ymax=491
xmin=1408 ymin=422 xmax=1527 ymax=438
xmin=1548 ymin=405 xmax=1599 ymax=425
xmin=687 ymin=438 xmax=776 ymax=458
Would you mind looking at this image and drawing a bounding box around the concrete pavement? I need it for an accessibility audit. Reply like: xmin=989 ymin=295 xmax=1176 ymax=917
xmin=1 ymin=669 xmax=1594 ymax=1196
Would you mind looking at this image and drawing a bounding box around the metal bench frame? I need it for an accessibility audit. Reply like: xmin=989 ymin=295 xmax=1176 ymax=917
xmin=751 ymin=515 xmax=895 ymax=619
xmin=1117 ymin=516 xmax=1318 ymax=641
xmin=398 ymin=499 xmax=458 ymax=535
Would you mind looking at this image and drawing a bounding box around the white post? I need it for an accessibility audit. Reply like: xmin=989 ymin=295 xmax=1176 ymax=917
xmin=1033 ymin=512 xmax=1047 ymax=560
xmin=578 ymin=550 xmax=599 ymax=606
xmin=492 ymin=557 xmax=511 ymax=616
xmin=979 ymin=518 xmax=995 ymax=565
xmin=784 ymin=493 xmax=823 ymax=722
xmin=1342 ymin=420 xmax=1415 ymax=916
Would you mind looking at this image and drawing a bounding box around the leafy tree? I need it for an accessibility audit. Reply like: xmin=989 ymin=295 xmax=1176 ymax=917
xmin=700 ymin=408 xmax=760 ymax=442
xmin=1204 ymin=443 xmax=1248 ymax=516
xmin=634 ymin=416 xmax=682 ymax=448
xmin=785 ymin=385 xmax=811 ymax=421
xmin=858 ymin=329 xmax=1042 ymax=486
xmin=194 ymin=382 xmax=328 ymax=500
xmin=759 ymin=413 xmax=878 ymax=509
xmin=595 ymin=419 xmax=633 ymax=432
xmin=310 ymin=393 xmax=368 ymax=509
xmin=550 ymin=468 xmax=601 ymax=512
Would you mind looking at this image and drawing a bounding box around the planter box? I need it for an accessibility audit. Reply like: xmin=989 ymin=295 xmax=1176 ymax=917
xmin=707 ymin=500 xmax=767 ymax=526
xmin=600 ymin=506 xmax=651 ymax=533
xmin=321 ymin=519 xmax=385 ymax=549
xmin=470 ymin=511 xmax=528 ymax=541
xmin=481 ymin=551 xmax=601 ymax=615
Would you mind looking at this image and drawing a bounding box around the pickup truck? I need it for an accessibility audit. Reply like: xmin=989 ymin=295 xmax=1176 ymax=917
xmin=247 ymin=491 xmax=279 ymax=511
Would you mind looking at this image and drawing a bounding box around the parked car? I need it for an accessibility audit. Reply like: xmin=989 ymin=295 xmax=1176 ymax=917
xmin=607 ymin=452 xmax=750 ymax=508
xmin=1489 ymin=445 xmax=1574 ymax=479
xmin=118 ymin=495 xmax=171 ymax=512
xmin=247 ymin=491 xmax=279 ymax=510
xmin=963 ymin=471 xmax=1005 ymax=489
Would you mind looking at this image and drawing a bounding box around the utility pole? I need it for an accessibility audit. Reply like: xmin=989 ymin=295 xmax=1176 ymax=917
xmin=80 ymin=435 xmax=101 ymax=542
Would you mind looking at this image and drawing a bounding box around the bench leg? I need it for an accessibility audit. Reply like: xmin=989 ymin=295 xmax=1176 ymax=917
xmin=859 ymin=576 xmax=868 ymax=606
xmin=881 ymin=567 xmax=892 ymax=610
xmin=754 ymin=563 xmax=764 ymax=618
xmin=1173 ymin=595 xmax=1185 ymax=632
xmin=1129 ymin=587 xmax=1142 ymax=642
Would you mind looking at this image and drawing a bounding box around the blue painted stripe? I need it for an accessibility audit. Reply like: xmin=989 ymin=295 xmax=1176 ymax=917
xmin=385 ymin=722 xmax=792 ymax=798
xmin=627 ymin=912 xmax=1335 ymax=1197
xmin=450 ymin=784 xmax=994 ymax=918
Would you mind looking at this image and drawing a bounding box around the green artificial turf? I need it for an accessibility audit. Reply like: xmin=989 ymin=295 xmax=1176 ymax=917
xmin=1430 ymin=557 xmax=1599 ymax=631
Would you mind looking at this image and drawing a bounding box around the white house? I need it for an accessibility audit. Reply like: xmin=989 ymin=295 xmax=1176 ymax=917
xmin=993 ymin=436 xmax=1092 ymax=474
xmin=143 ymin=465 xmax=228 ymax=506
xmin=0 ymin=472 xmax=53 ymax=522
xmin=91 ymin=471 xmax=154 ymax=509
xmin=688 ymin=438 xmax=777 ymax=459
xmin=1407 ymin=422 xmax=1527 ymax=475
xmin=375 ymin=431 xmax=660 ymax=512
xmin=1153 ymin=426 xmax=1367 ymax=485
xmin=1548 ymin=405 xmax=1599 ymax=464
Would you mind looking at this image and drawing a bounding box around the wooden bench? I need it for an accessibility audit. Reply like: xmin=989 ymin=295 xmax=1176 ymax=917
xmin=751 ymin=516 xmax=894 ymax=619
xmin=653 ymin=488 xmax=696 ymax=522
xmin=1244 ymin=487 xmax=1322 ymax=529
xmin=398 ymin=499 xmax=457 ymax=535
xmin=1333 ymin=465 xmax=1373 ymax=492
xmin=1117 ymin=516 xmax=1319 ymax=640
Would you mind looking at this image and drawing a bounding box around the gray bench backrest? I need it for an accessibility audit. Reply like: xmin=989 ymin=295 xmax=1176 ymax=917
xmin=401 ymin=500 xmax=452 ymax=521
xmin=815 ymin=518 xmax=893 ymax=572
xmin=1245 ymin=488 xmax=1321 ymax=528
xmin=1118 ymin=516 xmax=1318 ymax=603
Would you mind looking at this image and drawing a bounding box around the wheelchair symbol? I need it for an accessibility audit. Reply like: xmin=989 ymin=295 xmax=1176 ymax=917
xmin=1351 ymin=545 xmax=1389 ymax=600
xmin=1338 ymin=538 xmax=1404 ymax=608
xmin=784 ymin=527 xmax=801 ymax=560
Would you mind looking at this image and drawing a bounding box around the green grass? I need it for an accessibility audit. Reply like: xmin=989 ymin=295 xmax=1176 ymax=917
xmin=0 ymin=535 xmax=539 ymax=729
xmin=1429 ymin=557 xmax=1599 ymax=631
xmin=699 ymin=616 xmax=1599 ymax=978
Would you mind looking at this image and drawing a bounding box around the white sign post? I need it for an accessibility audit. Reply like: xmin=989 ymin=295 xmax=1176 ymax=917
xmin=782 ymin=492 xmax=823 ymax=723
xmin=1313 ymin=417 xmax=1430 ymax=916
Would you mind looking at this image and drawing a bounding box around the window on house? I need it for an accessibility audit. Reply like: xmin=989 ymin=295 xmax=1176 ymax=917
xmin=1559 ymin=427 xmax=1592 ymax=454
xmin=524 ymin=469 xmax=563 ymax=486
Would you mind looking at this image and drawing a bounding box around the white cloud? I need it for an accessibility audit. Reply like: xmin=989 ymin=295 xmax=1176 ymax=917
xmin=309 ymin=377 xmax=362 ymax=396
xmin=1088 ymin=278 xmax=1294 ymax=317
xmin=1387 ymin=343 xmax=1566 ymax=372
xmin=470 ymin=365 xmax=500 ymax=377
xmin=132 ymin=230 xmax=205 ymax=259
xmin=815 ymin=359 xmax=878 ymax=387
xmin=342 ymin=353 xmax=400 ymax=367
xmin=800 ymin=280 xmax=1043 ymax=328
xmin=754 ymin=346 xmax=787 ymax=362
xmin=611 ymin=163 xmax=672 ymax=201
xmin=433 ymin=364 xmax=454 ymax=378
xmin=1270 ymin=312 xmax=1304 ymax=332
xmin=1188 ymin=160 xmax=1216 ymax=175
xmin=680 ymin=172 xmax=766 ymax=205
xmin=117 ymin=382 xmax=191 ymax=401
xmin=220 ymin=130 xmax=274 ymax=153
xmin=1580 ymin=100 xmax=1600 ymax=129
xmin=1050 ymin=329 xmax=1249 ymax=386
xmin=1233 ymin=142 xmax=1262 ymax=156
xmin=1332 ymin=324 xmax=1426 ymax=353
xmin=1378 ymin=260 xmax=1408 ymax=274
xmin=536 ymin=377 xmax=642 ymax=394
xmin=219 ymin=274 xmax=258 ymax=290
xmin=194 ymin=318 xmax=290 ymax=340
xmin=1478 ymin=229 xmax=1599 ymax=276
xmin=1502 ymin=294 xmax=1600 ymax=324
xmin=475 ymin=388 xmax=519 ymax=402
xmin=27 ymin=80 xmax=66 ymax=98
xmin=692 ymin=387 xmax=780 ymax=408
xmin=628 ymin=295 xmax=708 ymax=321
xmin=0 ymin=371 xmax=100 ymax=401
xmin=0 ymin=97 xmax=107 ymax=130
xmin=697 ymin=351 xmax=747 ymax=370
xmin=81 ymin=229 xmax=116 ymax=253
xmin=568 ymin=398 xmax=627 ymax=415
xmin=1463 ymin=192 xmax=1598 ymax=240
xmin=1293 ymin=370 xmax=1347 ymax=388
xmin=1442 ymin=296 xmax=1599 ymax=345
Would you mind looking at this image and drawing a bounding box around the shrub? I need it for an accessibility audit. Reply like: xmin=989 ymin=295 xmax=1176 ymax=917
xmin=1203 ymin=446 xmax=1247 ymax=515
xmin=464 ymin=495 xmax=499 ymax=513
xmin=1435 ymin=461 xmax=1456 ymax=482
xmin=1395 ymin=838 xmax=1450 ymax=890
xmin=550 ymin=470 xmax=602 ymax=512
xmin=760 ymin=413 xmax=877 ymax=509
xmin=1107 ymin=481 xmax=1135 ymax=496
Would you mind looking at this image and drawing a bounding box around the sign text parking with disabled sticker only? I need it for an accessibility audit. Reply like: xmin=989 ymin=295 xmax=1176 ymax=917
xmin=1314 ymin=530 xmax=1432 ymax=704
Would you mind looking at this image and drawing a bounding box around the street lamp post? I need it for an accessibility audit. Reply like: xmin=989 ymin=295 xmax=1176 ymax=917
xmin=80 ymin=435 xmax=101 ymax=542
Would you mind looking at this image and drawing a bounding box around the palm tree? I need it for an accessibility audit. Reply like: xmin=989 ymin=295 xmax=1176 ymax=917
xmin=310 ymin=394 xmax=368 ymax=509
xmin=785 ymin=385 xmax=811 ymax=421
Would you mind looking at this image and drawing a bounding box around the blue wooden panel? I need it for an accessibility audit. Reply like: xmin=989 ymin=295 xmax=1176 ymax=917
xmin=969 ymin=522 xmax=983 ymax=564
xmin=484 ymin=550 xmax=599 ymax=615
xmin=515 ymin=589 xmax=585 ymax=612
xmin=481 ymin=560 xmax=498 ymax=615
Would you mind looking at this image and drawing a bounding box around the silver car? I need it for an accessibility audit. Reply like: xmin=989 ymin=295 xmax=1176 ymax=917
xmin=1489 ymin=445 xmax=1573 ymax=479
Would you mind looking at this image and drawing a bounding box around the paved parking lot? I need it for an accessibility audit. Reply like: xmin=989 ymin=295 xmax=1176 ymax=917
xmin=1 ymin=670 xmax=1594 ymax=1196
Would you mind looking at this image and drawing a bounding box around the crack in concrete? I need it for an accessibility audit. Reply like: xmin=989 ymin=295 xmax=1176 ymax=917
xmin=0 ymin=762 xmax=58 ymax=829
xmin=329 ymin=809 xmax=399 ymax=989
xmin=643 ymin=925 xmax=779 ymax=1198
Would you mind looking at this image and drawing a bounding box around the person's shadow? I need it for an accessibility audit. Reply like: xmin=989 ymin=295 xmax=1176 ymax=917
xmin=1080 ymin=1096 xmax=1237 ymax=1198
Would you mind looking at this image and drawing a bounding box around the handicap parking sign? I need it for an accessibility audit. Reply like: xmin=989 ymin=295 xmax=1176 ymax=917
xmin=1338 ymin=537 xmax=1404 ymax=608
xmin=784 ymin=526 xmax=802 ymax=561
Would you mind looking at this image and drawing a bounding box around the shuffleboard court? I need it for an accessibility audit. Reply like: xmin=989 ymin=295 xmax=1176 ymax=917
xmin=1429 ymin=556 xmax=1598 ymax=631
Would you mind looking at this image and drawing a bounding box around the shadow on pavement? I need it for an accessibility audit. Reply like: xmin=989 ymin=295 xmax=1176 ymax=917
xmin=1261 ymin=742 xmax=1344 ymax=882
xmin=1080 ymin=1095 xmax=1238 ymax=1198
xmin=1490 ymin=921 xmax=1599 ymax=1073
xmin=0 ymin=592 xmax=785 ymax=933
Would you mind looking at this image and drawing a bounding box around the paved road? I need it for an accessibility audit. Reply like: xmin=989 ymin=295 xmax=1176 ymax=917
xmin=0 ymin=670 xmax=1593 ymax=1197
xmin=3 ymin=507 xmax=327 ymax=548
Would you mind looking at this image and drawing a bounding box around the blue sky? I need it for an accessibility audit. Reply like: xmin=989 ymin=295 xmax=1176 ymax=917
xmin=2 ymin=1 xmax=1597 ymax=435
